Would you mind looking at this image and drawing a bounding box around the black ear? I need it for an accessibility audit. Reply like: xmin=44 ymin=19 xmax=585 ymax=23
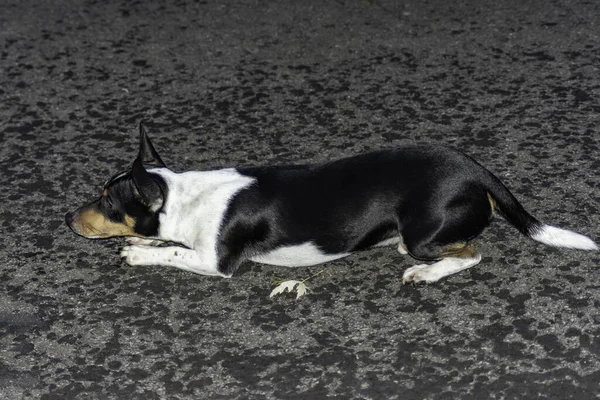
xmin=139 ymin=122 xmax=166 ymax=167
xmin=131 ymin=157 xmax=164 ymax=211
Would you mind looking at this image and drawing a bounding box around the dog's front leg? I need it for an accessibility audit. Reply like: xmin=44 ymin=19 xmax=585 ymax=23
xmin=120 ymin=245 xmax=228 ymax=277
xmin=125 ymin=237 xmax=164 ymax=246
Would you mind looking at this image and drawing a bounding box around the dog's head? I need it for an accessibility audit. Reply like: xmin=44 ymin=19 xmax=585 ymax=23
xmin=65 ymin=123 xmax=168 ymax=239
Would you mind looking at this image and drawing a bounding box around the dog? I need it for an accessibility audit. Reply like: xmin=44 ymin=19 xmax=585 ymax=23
xmin=65 ymin=123 xmax=597 ymax=284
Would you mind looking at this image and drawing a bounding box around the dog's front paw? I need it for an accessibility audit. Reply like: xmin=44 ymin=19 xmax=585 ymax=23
xmin=402 ymin=264 xmax=435 ymax=285
xmin=125 ymin=237 xmax=162 ymax=246
xmin=120 ymin=245 xmax=153 ymax=266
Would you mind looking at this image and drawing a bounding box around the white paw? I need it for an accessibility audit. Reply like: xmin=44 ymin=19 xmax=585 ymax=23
xmin=402 ymin=264 xmax=439 ymax=285
xmin=120 ymin=245 xmax=152 ymax=266
xmin=397 ymin=243 xmax=408 ymax=255
xmin=125 ymin=237 xmax=162 ymax=246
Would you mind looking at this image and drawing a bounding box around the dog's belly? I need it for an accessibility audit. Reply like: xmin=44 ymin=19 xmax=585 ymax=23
xmin=249 ymin=242 xmax=351 ymax=267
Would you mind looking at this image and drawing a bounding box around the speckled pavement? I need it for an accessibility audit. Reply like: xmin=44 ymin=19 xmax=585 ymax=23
xmin=1 ymin=0 xmax=600 ymax=399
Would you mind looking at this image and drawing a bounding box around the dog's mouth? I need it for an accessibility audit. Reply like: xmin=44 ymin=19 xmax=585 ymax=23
xmin=65 ymin=211 xmax=103 ymax=239
xmin=65 ymin=210 xmax=136 ymax=239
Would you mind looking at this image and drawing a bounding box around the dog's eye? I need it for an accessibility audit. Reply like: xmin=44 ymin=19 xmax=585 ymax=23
xmin=105 ymin=196 xmax=114 ymax=208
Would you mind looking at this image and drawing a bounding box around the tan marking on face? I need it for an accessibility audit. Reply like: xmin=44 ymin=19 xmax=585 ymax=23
xmin=74 ymin=208 xmax=137 ymax=238
xmin=487 ymin=192 xmax=496 ymax=216
xmin=124 ymin=214 xmax=135 ymax=228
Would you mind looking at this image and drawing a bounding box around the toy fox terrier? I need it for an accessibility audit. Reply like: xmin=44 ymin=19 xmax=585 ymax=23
xmin=66 ymin=124 xmax=597 ymax=284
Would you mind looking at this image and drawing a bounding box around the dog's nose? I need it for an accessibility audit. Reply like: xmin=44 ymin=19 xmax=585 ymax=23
xmin=65 ymin=211 xmax=74 ymax=226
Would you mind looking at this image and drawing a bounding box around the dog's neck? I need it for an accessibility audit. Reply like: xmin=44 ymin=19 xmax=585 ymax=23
xmin=152 ymin=168 xmax=255 ymax=250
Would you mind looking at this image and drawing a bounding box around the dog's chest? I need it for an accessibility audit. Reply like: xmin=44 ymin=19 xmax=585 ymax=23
xmin=249 ymin=242 xmax=350 ymax=267
xmin=155 ymin=168 xmax=256 ymax=247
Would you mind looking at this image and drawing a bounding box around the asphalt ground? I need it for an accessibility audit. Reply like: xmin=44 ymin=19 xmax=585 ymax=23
xmin=1 ymin=0 xmax=600 ymax=398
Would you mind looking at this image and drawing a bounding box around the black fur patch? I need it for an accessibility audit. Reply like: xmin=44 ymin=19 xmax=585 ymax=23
xmin=215 ymin=146 xmax=540 ymax=274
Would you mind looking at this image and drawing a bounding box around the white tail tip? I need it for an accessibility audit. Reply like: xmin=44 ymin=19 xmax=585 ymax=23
xmin=531 ymin=225 xmax=598 ymax=251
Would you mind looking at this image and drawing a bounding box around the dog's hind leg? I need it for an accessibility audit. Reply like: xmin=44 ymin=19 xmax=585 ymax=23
xmin=397 ymin=235 xmax=408 ymax=255
xmin=399 ymin=189 xmax=492 ymax=284
xmin=402 ymin=245 xmax=482 ymax=284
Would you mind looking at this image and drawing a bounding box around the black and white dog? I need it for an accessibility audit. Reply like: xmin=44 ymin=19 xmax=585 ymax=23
xmin=65 ymin=124 xmax=597 ymax=284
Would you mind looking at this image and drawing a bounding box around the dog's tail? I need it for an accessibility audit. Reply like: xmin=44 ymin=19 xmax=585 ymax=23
xmin=485 ymin=174 xmax=597 ymax=251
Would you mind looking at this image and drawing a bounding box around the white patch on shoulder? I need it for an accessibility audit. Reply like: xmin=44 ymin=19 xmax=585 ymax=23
xmin=250 ymin=242 xmax=351 ymax=267
xmin=151 ymin=168 xmax=256 ymax=267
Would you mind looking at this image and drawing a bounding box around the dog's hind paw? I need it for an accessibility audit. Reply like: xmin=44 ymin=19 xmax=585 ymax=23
xmin=402 ymin=264 xmax=434 ymax=285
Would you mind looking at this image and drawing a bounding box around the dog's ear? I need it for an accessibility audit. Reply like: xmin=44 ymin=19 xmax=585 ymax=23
xmin=131 ymin=157 xmax=164 ymax=211
xmin=139 ymin=122 xmax=166 ymax=168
